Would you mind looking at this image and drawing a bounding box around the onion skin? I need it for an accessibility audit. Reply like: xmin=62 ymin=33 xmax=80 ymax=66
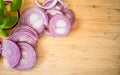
xmin=2 ymin=39 xmax=21 ymax=68
xmin=13 ymin=42 xmax=36 ymax=71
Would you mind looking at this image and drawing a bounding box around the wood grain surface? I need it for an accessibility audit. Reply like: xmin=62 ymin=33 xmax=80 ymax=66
xmin=0 ymin=0 xmax=120 ymax=75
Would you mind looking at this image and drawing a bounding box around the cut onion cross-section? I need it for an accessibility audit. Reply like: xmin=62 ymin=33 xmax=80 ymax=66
xmin=2 ymin=40 xmax=21 ymax=68
xmin=11 ymin=25 xmax=39 ymax=39
xmin=8 ymin=30 xmax=38 ymax=46
xmin=62 ymin=8 xmax=75 ymax=24
xmin=18 ymin=7 xmax=48 ymax=33
xmin=49 ymin=14 xmax=71 ymax=37
xmin=13 ymin=42 xmax=36 ymax=71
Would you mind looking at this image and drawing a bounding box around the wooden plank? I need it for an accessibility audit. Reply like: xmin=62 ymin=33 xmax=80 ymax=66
xmin=0 ymin=0 xmax=120 ymax=75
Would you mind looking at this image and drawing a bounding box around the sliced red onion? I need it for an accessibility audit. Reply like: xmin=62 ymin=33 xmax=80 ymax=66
xmin=42 ymin=0 xmax=65 ymax=10
xmin=62 ymin=8 xmax=75 ymax=24
xmin=26 ymin=12 xmax=45 ymax=34
xmin=34 ymin=0 xmax=58 ymax=9
xmin=3 ymin=1 xmax=20 ymax=29
xmin=14 ymin=42 xmax=36 ymax=71
xmin=49 ymin=14 xmax=71 ymax=37
xmin=8 ymin=31 xmax=38 ymax=46
xmin=18 ymin=7 xmax=48 ymax=31
xmin=2 ymin=40 xmax=21 ymax=68
xmin=11 ymin=25 xmax=39 ymax=38
xmin=46 ymin=9 xmax=63 ymax=19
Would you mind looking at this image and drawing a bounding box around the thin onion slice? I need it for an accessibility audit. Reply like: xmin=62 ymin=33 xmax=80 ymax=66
xmin=46 ymin=9 xmax=63 ymax=19
xmin=2 ymin=40 xmax=21 ymax=68
xmin=49 ymin=14 xmax=71 ymax=37
xmin=42 ymin=0 xmax=65 ymax=10
xmin=8 ymin=31 xmax=38 ymax=46
xmin=14 ymin=42 xmax=36 ymax=71
xmin=62 ymin=8 xmax=75 ymax=24
xmin=18 ymin=7 xmax=48 ymax=30
xmin=34 ymin=0 xmax=58 ymax=9
xmin=11 ymin=25 xmax=39 ymax=38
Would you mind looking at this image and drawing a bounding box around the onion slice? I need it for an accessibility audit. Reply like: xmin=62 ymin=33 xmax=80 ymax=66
xmin=62 ymin=8 xmax=75 ymax=24
xmin=18 ymin=7 xmax=48 ymax=32
xmin=11 ymin=25 xmax=39 ymax=38
xmin=46 ymin=9 xmax=63 ymax=19
xmin=2 ymin=40 xmax=21 ymax=68
xmin=14 ymin=42 xmax=36 ymax=71
xmin=8 ymin=31 xmax=38 ymax=46
xmin=42 ymin=0 xmax=65 ymax=10
xmin=34 ymin=0 xmax=58 ymax=9
xmin=3 ymin=1 xmax=20 ymax=29
xmin=49 ymin=14 xmax=71 ymax=37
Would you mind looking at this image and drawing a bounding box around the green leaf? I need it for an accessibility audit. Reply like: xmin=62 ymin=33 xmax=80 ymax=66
xmin=0 ymin=0 xmax=5 ymax=16
xmin=10 ymin=0 xmax=22 ymax=12
xmin=0 ymin=28 xmax=7 ymax=36
xmin=0 ymin=16 xmax=17 ymax=29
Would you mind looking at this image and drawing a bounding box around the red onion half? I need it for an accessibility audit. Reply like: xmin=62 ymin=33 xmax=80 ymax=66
xmin=42 ymin=0 xmax=65 ymax=10
xmin=11 ymin=25 xmax=39 ymax=39
xmin=49 ymin=14 xmax=71 ymax=37
xmin=2 ymin=40 xmax=21 ymax=68
xmin=14 ymin=42 xmax=36 ymax=71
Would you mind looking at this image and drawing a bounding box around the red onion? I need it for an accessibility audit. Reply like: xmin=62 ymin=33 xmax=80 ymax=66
xmin=14 ymin=42 xmax=36 ymax=71
xmin=0 ymin=0 xmax=75 ymax=71
xmin=34 ymin=0 xmax=58 ymax=9
xmin=2 ymin=40 xmax=21 ymax=68
xmin=8 ymin=31 xmax=38 ymax=46
xmin=49 ymin=14 xmax=71 ymax=37
xmin=62 ymin=8 xmax=75 ymax=24
xmin=18 ymin=7 xmax=48 ymax=33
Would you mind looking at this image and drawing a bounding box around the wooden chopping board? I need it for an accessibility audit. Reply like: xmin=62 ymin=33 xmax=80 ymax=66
xmin=0 ymin=0 xmax=120 ymax=75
